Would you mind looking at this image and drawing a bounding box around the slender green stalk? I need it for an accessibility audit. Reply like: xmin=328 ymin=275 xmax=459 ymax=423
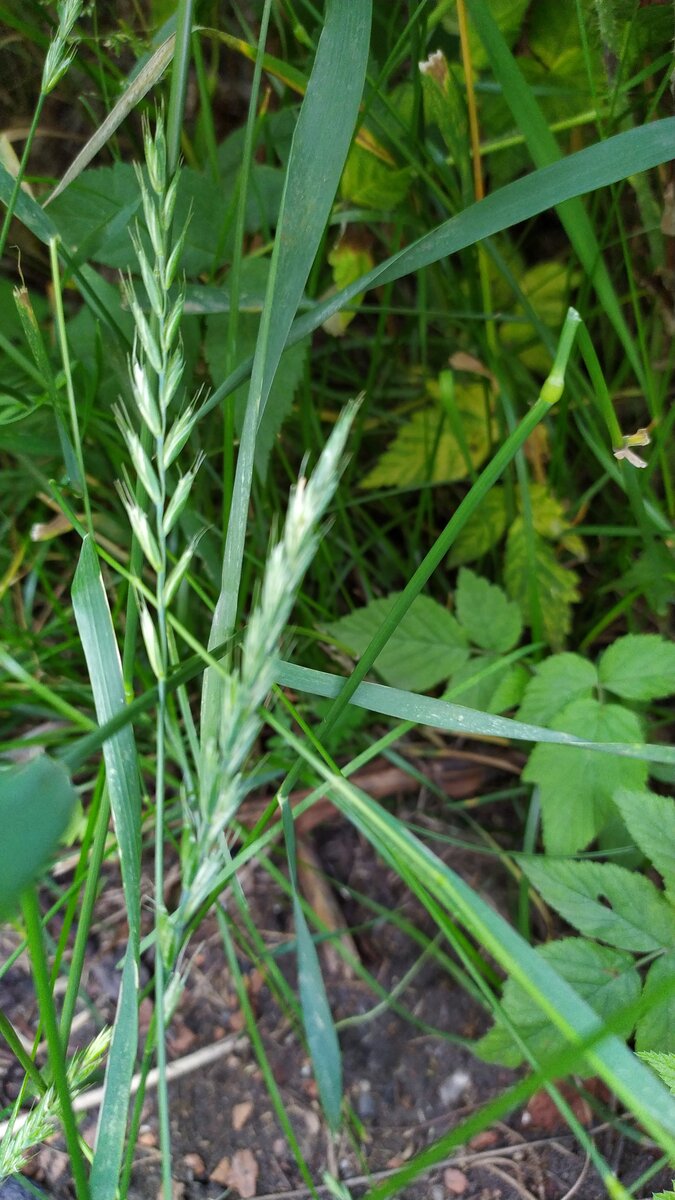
xmin=278 ymin=310 xmax=582 ymax=798
xmin=0 ymin=0 xmax=82 ymax=258
xmin=21 ymin=889 xmax=90 ymax=1200
xmin=115 ymin=114 xmax=205 ymax=1199
xmin=0 ymin=104 xmax=44 ymax=261
xmin=59 ymin=772 xmax=110 ymax=1048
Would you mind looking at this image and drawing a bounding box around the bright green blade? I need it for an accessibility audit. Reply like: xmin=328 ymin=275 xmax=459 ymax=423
xmin=202 ymin=0 xmax=372 ymax=724
xmin=464 ymin=0 xmax=643 ymax=383
xmin=72 ymin=536 xmax=142 ymax=1199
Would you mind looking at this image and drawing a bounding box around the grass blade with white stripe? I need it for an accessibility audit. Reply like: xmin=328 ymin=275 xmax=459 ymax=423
xmin=71 ymin=535 xmax=141 ymax=1199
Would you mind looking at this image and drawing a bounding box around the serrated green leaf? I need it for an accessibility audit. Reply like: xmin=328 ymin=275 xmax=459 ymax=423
xmin=517 ymin=652 xmax=598 ymax=726
xmin=49 ymin=163 xmax=227 ymax=275
xmin=523 ymin=699 xmax=648 ymax=855
xmin=636 ymin=956 xmax=675 ymax=1055
xmin=614 ymin=789 xmax=675 ymax=901
xmin=522 ymin=859 xmax=675 ymax=952
xmin=455 ymin=567 xmax=522 ymax=652
xmin=475 ymin=938 xmax=640 ymax=1068
xmin=641 ymin=1049 xmax=675 ymax=1095
xmin=598 ymin=634 xmax=675 ymax=702
xmin=0 ymin=756 xmax=76 ymax=918
xmin=505 ymin=519 xmax=580 ymax=649
xmin=447 ymin=487 xmax=508 ymax=567
xmin=501 ymin=261 xmax=579 ymax=372
xmin=362 ymin=385 xmax=492 ymax=490
xmin=619 ymin=543 xmax=675 ymax=616
xmin=325 ymin=594 xmax=469 ymax=691
xmin=525 ymin=483 xmax=573 ymax=541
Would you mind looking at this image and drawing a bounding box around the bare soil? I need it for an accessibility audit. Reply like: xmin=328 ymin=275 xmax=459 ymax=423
xmin=2 ymin=770 xmax=673 ymax=1200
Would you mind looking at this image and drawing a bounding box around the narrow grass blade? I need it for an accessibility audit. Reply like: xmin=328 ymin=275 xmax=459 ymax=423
xmin=59 ymin=633 xmax=675 ymax=775
xmin=72 ymin=536 xmax=142 ymax=949
xmin=0 ymin=756 xmax=76 ymax=918
xmin=199 ymin=117 xmax=675 ymax=424
xmin=45 ymin=36 xmax=176 ymax=206
xmin=89 ymin=946 xmax=139 ymax=1200
xmin=203 ymin=0 xmax=372 ymax=732
xmin=167 ymin=2 xmax=193 ymax=174
xmin=464 ymin=0 xmax=643 ymax=382
xmin=71 ymin=537 xmax=141 ymax=1198
xmin=274 ymin=659 xmax=675 ymax=770
xmin=281 ymin=800 xmax=342 ymax=1131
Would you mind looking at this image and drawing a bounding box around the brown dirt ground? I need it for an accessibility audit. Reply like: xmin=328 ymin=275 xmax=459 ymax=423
xmin=2 ymin=767 xmax=674 ymax=1200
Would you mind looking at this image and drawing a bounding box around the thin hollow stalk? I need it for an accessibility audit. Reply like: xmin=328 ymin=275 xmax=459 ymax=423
xmin=0 ymin=98 xmax=45 ymax=261
xmin=278 ymin=310 xmax=582 ymax=799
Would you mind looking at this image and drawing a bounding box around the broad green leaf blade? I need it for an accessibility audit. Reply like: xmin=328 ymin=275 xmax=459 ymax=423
xmin=598 ymin=634 xmax=675 ymax=701
xmin=475 ymin=939 xmax=641 ymax=1067
xmin=0 ymin=755 xmax=76 ymax=918
xmin=523 ymin=699 xmax=647 ymax=854
xmin=274 ymin=659 xmax=675 ymax=770
xmin=636 ymin=955 xmax=675 ymax=1055
xmin=203 ymin=0 xmax=372 ymax=733
xmin=464 ymin=0 xmax=643 ymax=381
xmin=615 ymin=789 xmax=675 ymax=900
xmin=72 ymin=536 xmax=142 ymax=949
xmin=89 ymin=945 xmax=139 ymax=1200
xmin=325 ymin=594 xmax=469 ymax=691
xmin=282 ymin=119 xmax=675 ymax=364
xmin=521 ymin=859 xmax=675 ymax=952
xmin=281 ymin=801 xmax=342 ymax=1130
xmin=455 ymin=568 xmax=522 ymax=652
xmin=197 ymin=116 xmax=675 ymax=435
xmin=516 ymin=652 xmax=597 ymax=726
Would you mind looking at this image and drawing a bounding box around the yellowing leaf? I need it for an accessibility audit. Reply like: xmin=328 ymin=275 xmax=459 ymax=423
xmin=362 ymin=384 xmax=493 ymax=490
xmin=323 ymin=238 xmax=374 ymax=335
xmin=505 ymin=518 xmax=580 ymax=648
xmin=447 ymin=487 xmax=508 ymax=566
xmin=501 ymin=260 xmax=579 ymax=372
xmin=340 ymin=142 xmax=413 ymax=209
